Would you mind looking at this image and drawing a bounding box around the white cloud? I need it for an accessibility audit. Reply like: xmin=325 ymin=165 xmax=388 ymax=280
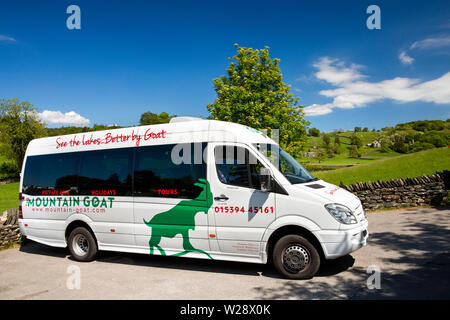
xmin=0 ymin=35 xmax=16 ymax=42
xmin=303 ymin=103 xmax=334 ymax=116
xmin=313 ymin=57 xmax=365 ymax=85
xmin=410 ymin=36 xmax=450 ymax=50
xmin=38 ymin=110 xmax=90 ymax=126
xmin=399 ymin=51 xmax=414 ymax=65
xmin=304 ymin=57 xmax=450 ymax=116
xmin=400 ymin=35 xmax=450 ymax=64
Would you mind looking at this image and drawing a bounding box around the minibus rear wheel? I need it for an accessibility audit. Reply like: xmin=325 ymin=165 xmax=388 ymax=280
xmin=68 ymin=227 xmax=98 ymax=262
xmin=273 ymin=235 xmax=320 ymax=279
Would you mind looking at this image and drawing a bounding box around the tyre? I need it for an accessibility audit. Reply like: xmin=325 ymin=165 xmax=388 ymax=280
xmin=68 ymin=227 xmax=98 ymax=262
xmin=273 ymin=234 xmax=321 ymax=279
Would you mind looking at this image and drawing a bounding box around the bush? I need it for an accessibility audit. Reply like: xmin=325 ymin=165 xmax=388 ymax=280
xmin=308 ymin=128 xmax=320 ymax=137
xmin=0 ymin=161 xmax=19 ymax=179
xmin=417 ymin=131 xmax=449 ymax=148
xmin=410 ymin=142 xmax=435 ymax=153
xmin=350 ymin=134 xmax=362 ymax=148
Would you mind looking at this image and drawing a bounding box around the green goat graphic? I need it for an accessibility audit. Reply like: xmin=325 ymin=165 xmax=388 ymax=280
xmin=143 ymin=179 xmax=213 ymax=259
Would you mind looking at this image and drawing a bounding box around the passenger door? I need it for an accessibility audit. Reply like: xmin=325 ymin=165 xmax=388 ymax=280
xmin=207 ymin=143 xmax=276 ymax=257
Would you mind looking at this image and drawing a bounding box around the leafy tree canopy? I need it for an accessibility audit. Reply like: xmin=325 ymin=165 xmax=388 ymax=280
xmin=308 ymin=127 xmax=320 ymax=137
xmin=207 ymin=44 xmax=309 ymax=157
xmin=0 ymin=98 xmax=46 ymax=168
xmin=140 ymin=111 xmax=175 ymax=126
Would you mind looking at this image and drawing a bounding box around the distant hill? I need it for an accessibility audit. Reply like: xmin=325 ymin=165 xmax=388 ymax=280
xmin=394 ymin=119 xmax=450 ymax=132
xmin=314 ymin=147 xmax=450 ymax=185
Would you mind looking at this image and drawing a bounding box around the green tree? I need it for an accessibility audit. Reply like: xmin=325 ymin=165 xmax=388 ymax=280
xmin=334 ymin=134 xmax=341 ymax=146
xmin=0 ymin=98 xmax=46 ymax=169
xmin=321 ymin=133 xmax=334 ymax=157
xmin=207 ymin=44 xmax=309 ymax=157
xmin=322 ymin=133 xmax=331 ymax=147
xmin=349 ymin=145 xmax=360 ymax=158
xmin=379 ymin=136 xmax=391 ymax=153
xmin=391 ymin=134 xmax=408 ymax=153
xmin=354 ymin=126 xmax=361 ymax=132
xmin=315 ymin=148 xmax=325 ymax=163
xmin=350 ymin=133 xmax=363 ymax=148
xmin=333 ymin=134 xmax=341 ymax=154
xmin=382 ymin=126 xmax=396 ymax=135
xmin=308 ymin=127 xmax=320 ymax=137
xmin=140 ymin=111 xmax=175 ymax=125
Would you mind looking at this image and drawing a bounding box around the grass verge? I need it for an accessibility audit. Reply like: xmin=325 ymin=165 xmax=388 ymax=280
xmin=0 ymin=182 xmax=19 ymax=212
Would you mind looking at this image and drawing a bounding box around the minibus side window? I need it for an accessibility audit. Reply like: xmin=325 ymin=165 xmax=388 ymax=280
xmin=134 ymin=143 xmax=206 ymax=199
xmin=78 ymin=148 xmax=133 ymax=196
xmin=214 ymin=146 xmax=264 ymax=190
xmin=22 ymin=153 xmax=80 ymax=195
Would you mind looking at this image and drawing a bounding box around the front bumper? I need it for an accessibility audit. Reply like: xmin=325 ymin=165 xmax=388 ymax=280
xmin=314 ymin=219 xmax=369 ymax=259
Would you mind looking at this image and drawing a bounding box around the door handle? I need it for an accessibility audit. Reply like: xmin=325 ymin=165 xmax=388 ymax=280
xmin=214 ymin=194 xmax=229 ymax=201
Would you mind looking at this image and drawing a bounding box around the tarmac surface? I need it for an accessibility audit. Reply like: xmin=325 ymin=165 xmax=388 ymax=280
xmin=0 ymin=206 xmax=449 ymax=299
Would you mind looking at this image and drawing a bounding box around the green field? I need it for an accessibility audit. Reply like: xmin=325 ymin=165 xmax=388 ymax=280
xmin=314 ymin=147 xmax=450 ymax=185
xmin=0 ymin=182 xmax=19 ymax=212
xmin=302 ymin=151 xmax=400 ymax=166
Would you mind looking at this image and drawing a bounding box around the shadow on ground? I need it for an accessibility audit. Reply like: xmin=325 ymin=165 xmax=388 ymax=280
xmin=254 ymin=210 xmax=450 ymax=299
xmin=18 ymin=240 xmax=354 ymax=280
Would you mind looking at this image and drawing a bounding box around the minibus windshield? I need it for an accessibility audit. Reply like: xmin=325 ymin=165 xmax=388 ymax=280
xmin=254 ymin=143 xmax=317 ymax=184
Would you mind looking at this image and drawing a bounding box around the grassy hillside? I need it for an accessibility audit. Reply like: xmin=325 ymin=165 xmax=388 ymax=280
xmin=303 ymin=131 xmax=385 ymax=156
xmin=314 ymin=147 xmax=450 ymax=185
xmin=0 ymin=182 xmax=19 ymax=212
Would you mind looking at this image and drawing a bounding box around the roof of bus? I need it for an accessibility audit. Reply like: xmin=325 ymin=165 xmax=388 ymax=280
xmin=24 ymin=119 xmax=276 ymax=157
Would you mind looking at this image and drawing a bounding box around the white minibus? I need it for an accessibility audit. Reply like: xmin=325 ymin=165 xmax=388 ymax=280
xmin=18 ymin=118 xmax=368 ymax=279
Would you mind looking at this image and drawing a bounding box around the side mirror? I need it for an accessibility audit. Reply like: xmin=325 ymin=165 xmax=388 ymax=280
xmin=260 ymin=167 xmax=273 ymax=192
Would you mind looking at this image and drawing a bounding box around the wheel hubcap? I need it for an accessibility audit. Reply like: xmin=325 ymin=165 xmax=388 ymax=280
xmin=282 ymin=245 xmax=310 ymax=273
xmin=72 ymin=234 xmax=89 ymax=257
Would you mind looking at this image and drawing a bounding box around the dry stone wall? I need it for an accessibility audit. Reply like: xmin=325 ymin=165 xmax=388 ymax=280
xmin=0 ymin=208 xmax=21 ymax=249
xmin=340 ymin=171 xmax=449 ymax=210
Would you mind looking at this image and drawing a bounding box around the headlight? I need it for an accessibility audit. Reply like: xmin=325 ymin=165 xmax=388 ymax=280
xmin=325 ymin=203 xmax=357 ymax=224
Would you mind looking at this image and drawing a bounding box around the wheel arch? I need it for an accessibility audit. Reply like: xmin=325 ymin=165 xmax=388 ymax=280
xmin=264 ymin=223 xmax=325 ymax=264
xmin=65 ymin=220 xmax=98 ymax=246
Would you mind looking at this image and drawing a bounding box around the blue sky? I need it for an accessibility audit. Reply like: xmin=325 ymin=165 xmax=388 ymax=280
xmin=0 ymin=0 xmax=449 ymax=132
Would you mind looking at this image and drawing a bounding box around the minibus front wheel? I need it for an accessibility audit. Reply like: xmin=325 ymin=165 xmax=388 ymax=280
xmin=68 ymin=227 xmax=98 ymax=262
xmin=273 ymin=235 xmax=321 ymax=279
